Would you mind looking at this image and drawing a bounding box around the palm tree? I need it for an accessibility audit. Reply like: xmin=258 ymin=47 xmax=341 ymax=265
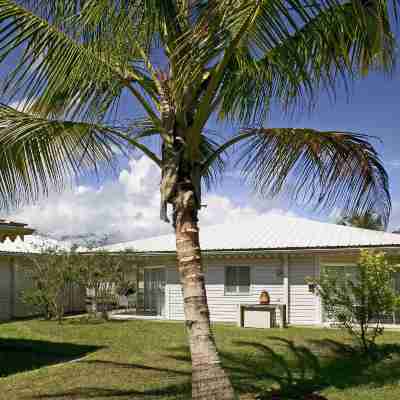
xmin=337 ymin=212 xmax=385 ymax=231
xmin=0 ymin=1 xmax=395 ymax=398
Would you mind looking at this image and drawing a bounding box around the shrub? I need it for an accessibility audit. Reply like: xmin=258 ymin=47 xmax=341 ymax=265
xmin=75 ymin=250 xmax=135 ymax=319
xmin=22 ymin=246 xmax=79 ymax=323
xmin=310 ymin=250 xmax=400 ymax=354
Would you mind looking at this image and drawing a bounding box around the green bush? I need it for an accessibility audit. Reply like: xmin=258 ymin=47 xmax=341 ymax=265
xmin=23 ymin=245 xmax=136 ymax=322
xmin=23 ymin=247 xmax=79 ymax=323
xmin=310 ymin=250 xmax=400 ymax=354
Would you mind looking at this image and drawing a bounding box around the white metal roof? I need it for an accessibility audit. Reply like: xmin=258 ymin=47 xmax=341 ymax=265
xmin=104 ymin=214 xmax=400 ymax=253
xmin=0 ymin=234 xmax=70 ymax=254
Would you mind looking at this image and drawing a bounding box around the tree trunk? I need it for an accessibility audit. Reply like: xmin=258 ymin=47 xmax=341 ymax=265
xmin=174 ymin=187 xmax=235 ymax=400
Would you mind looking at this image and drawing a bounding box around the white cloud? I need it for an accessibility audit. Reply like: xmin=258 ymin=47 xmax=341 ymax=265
xmin=7 ymin=157 xmax=292 ymax=244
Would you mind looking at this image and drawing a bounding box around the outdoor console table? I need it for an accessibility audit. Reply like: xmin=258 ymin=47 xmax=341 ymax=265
xmin=237 ymin=304 xmax=287 ymax=329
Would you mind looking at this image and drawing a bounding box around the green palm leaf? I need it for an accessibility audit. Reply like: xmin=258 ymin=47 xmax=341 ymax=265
xmin=0 ymin=104 xmax=160 ymax=210
xmin=0 ymin=1 xmax=153 ymax=120
xmin=236 ymin=128 xmax=391 ymax=225
xmin=218 ymin=0 xmax=395 ymax=123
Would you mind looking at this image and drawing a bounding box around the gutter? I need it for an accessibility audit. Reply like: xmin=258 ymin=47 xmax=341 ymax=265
xmin=102 ymin=245 xmax=400 ymax=258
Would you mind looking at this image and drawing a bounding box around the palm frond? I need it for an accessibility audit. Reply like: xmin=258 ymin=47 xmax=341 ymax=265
xmin=220 ymin=0 xmax=396 ymax=124
xmin=237 ymin=128 xmax=391 ymax=226
xmin=0 ymin=1 xmax=153 ymax=120
xmin=0 ymin=104 xmax=160 ymax=210
xmin=174 ymin=0 xmax=397 ymax=126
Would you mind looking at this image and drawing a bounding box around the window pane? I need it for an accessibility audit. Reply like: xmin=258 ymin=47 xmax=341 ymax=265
xmin=226 ymin=267 xmax=236 ymax=293
xmin=238 ymin=285 xmax=250 ymax=293
xmin=238 ymin=267 xmax=250 ymax=293
xmin=226 ymin=285 xmax=236 ymax=293
xmin=238 ymin=267 xmax=250 ymax=286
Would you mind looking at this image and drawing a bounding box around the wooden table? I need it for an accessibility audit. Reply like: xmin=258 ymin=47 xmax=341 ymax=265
xmin=237 ymin=303 xmax=287 ymax=328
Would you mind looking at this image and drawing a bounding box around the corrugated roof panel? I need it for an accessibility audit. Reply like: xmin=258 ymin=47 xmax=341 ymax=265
xmin=104 ymin=214 xmax=400 ymax=253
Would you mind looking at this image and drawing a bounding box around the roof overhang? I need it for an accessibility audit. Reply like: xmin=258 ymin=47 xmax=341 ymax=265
xmin=0 ymin=220 xmax=35 ymax=242
xmin=103 ymin=245 xmax=400 ymax=261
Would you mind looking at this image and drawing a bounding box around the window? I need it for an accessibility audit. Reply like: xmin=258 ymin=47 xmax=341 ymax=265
xmin=225 ymin=266 xmax=250 ymax=294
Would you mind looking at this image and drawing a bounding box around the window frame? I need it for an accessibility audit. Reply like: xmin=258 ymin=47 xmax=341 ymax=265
xmin=224 ymin=265 xmax=251 ymax=295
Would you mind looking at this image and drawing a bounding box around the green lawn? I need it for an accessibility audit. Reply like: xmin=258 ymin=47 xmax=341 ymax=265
xmin=1 ymin=319 xmax=400 ymax=399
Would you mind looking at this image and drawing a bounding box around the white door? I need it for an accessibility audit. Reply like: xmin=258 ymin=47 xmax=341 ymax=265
xmin=144 ymin=268 xmax=166 ymax=316
xmin=0 ymin=264 xmax=11 ymax=320
xmin=289 ymin=257 xmax=317 ymax=325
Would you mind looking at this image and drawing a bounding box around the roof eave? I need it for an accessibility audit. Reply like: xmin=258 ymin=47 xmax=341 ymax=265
xmin=104 ymin=244 xmax=400 ymax=258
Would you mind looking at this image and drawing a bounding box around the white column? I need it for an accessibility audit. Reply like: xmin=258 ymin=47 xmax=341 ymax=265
xmin=164 ymin=266 xmax=170 ymax=320
xmin=283 ymin=254 xmax=289 ymax=324
xmin=314 ymin=255 xmax=322 ymax=325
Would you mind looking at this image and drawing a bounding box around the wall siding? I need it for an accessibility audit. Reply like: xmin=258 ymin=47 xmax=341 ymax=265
xmin=288 ymin=256 xmax=317 ymax=325
xmin=166 ymin=259 xmax=285 ymax=323
xmin=0 ymin=261 xmax=11 ymax=320
xmin=167 ymin=267 xmax=184 ymax=320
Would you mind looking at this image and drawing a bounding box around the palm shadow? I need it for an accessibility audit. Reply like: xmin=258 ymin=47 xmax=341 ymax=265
xmin=163 ymin=337 xmax=400 ymax=400
xmin=0 ymin=338 xmax=101 ymax=377
xmin=223 ymin=337 xmax=400 ymax=399
xmin=81 ymin=359 xmax=190 ymax=376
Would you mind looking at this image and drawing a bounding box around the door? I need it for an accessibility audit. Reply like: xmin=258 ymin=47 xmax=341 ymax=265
xmin=144 ymin=268 xmax=166 ymax=316
xmin=289 ymin=257 xmax=317 ymax=325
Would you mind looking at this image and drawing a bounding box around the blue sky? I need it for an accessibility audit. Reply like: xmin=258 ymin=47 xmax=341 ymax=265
xmin=208 ymin=71 xmax=400 ymax=229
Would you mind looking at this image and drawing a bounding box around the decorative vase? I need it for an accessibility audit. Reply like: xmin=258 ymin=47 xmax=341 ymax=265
xmin=259 ymin=290 xmax=270 ymax=305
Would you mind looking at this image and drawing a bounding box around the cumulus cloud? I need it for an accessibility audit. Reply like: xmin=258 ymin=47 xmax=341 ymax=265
xmin=8 ymin=157 xmax=293 ymax=244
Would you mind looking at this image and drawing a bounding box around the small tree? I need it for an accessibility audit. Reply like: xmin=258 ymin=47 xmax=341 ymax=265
xmin=311 ymin=250 xmax=400 ymax=354
xmin=23 ymin=246 xmax=79 ymax=323
xmin=76 ymin=250 xmax=135 ymax=319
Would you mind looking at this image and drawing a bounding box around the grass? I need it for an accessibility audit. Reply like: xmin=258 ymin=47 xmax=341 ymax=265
xmin=1 ymin=319 xmax=400 ymax=399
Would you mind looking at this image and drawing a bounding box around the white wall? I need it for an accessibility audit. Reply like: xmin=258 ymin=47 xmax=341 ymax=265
xmin=166 ymin=258 xmax=285 ymax=323
xmin=157 ymin=253 xmax=368 ymax=326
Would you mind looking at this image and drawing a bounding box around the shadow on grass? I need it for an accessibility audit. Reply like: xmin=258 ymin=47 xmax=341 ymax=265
xmin=0 ymin=338 xmax=101 ymax=377
xmin=224 ymin=338 xmax=400 ymax=399
xmin=81 ymin=359 xmax=190 ymax=376
xmin=27 ymin=337 xmax=400 ymax=400
xmin=32 ymin=383 xmax=192 ymax=399
xmin=166 ymin=338 xmax=400 ymax=400
xmin=29 ymin=359 xmax=191 ymax=399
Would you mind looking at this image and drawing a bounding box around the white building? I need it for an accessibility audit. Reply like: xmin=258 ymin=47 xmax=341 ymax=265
xmin=104 ymin=214 xmax=400 ymax=326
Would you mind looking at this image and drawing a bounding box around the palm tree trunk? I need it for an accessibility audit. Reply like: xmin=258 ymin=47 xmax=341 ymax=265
xmin=174 ymin=187 xmax=235 ymax=400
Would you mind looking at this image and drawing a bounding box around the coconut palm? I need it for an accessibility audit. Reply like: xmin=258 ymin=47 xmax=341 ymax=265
xmin=0 ymin=1 xmax=395 ymax=398
xmin=337 ymin=212 xmax=385 ymax=230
